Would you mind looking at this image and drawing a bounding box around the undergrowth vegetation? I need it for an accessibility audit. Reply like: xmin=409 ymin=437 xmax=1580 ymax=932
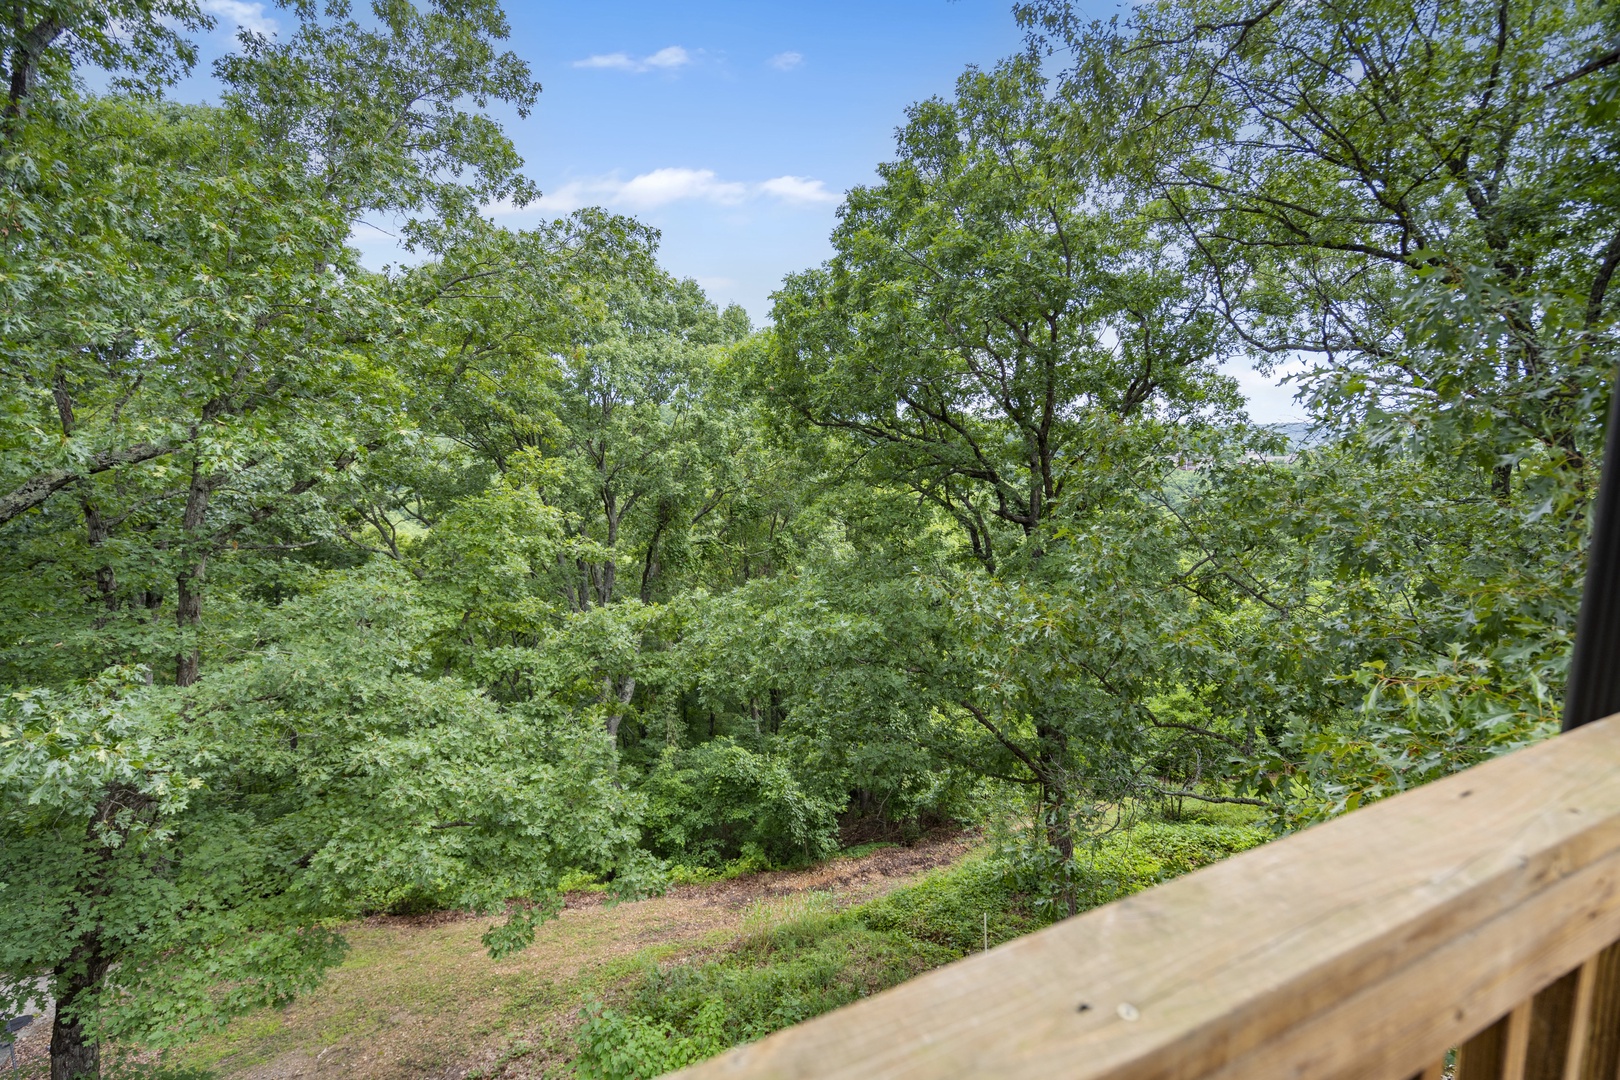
xmin=572 ymin=810 xmax=1265 ymax=1079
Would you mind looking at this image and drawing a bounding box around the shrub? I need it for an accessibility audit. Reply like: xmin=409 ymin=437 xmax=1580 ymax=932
xmin=639 ymin=740 xmax=841 ymax=867
xmin=573 ymin=1000 xmax=728 ymax=1080
xmin=853 ymin=853 xmax=1036 ymax=953
xmin=616 ymin=924 xmax=951 ymax=1048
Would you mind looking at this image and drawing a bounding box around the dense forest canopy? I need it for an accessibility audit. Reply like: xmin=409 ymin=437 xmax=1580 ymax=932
xmin=0 ymin=0 xmax=1615 ymax=1076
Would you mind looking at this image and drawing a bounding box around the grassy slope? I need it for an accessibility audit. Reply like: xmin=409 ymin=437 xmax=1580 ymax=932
xmin=149 ymin=835 xmax=979 ymax=1080
xmin=572 ymin=807 xmax=1266 ymax=1080
xmin=111 ymin=810 xmax=1261 ymax=1080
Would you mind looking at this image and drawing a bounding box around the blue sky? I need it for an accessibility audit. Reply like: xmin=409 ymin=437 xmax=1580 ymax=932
xmin=478 ymin=1 xmax=1041 ymax=319
xmin=181 ymin=0 xmax=1303 ymax=421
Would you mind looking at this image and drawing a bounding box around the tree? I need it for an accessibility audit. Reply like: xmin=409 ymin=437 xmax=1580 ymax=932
xmin=1 ymin=568 xmax=655 ymax=1079
xmin=760 ymin=56 xmax=1243 ymax=910
xmin=0 ymin=98 xmax=369 ymax=691
xmin=216 ymin=0 xmax=540 ymax=240
xmin=0 ymin=3 xmax=624 ymax=1076
xmin=1020 ymin=0 xmax=1617 ymax=813
xmin=1028 ymin=0 xmax=1618 ymax=486
xmin=365 ymin=216 xmax=758 ymax=743
xmin=0 ymin=0 xmax=209 ymax=115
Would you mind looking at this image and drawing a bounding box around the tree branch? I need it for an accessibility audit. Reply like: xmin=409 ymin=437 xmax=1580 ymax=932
xmin=0 ymin=442 xmax=175 ymax=527
xmin=1145 ymin=784 xmax=1269 ymax=807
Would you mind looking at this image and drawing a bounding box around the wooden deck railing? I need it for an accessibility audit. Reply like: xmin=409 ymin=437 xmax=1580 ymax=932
xmin=674 ymin=714 xmax=1620 ymax=1079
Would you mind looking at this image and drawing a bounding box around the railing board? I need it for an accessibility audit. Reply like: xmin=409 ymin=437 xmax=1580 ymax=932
xmin=1457 ymin=1000 xmax=1530 ymax=1080
xmin=1576 ymin=941 xmax=1620 ymax=1080
xmin=1518 ymin=966 xmax=1581 ymax=1080
xmin=1189 ymin=847 xmax=1620 ymax=1080
xmin=1526 ymin=966 xmax=1581 ymax=1080
xmin=1503 ymin=1001 xmax=1533 ymax=1080
xmin=1561 ymin=956 xmax=1597 ymax=1080
xmin=674 ymin=716 xmax=1620 ymax=1080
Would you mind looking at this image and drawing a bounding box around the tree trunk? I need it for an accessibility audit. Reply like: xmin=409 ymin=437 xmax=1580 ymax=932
xmin=50 ymin=939 xmax=109 ymax=1080
xmin=598 ymin=487 xmax=619 ymax=605
xmin=603 ymin=675 xmax=636 ymax=741
xmin=175 ymin=559 xmax=205 ymax=686
xmin=1035 ymin=720 xmax=1078 ymax=918
xmin=141 ymin=589 xmax=163 ymax=684
xmin=768 ymin=687 xmax=785 ymax=734
xmin=6 ymin=17 xmax=64 ymax=120
xmin=81 ymin=497 xmax=117 ymax=625
xmin=1492 ymin=462 xmax=1514 ymax=502
xmin=175 ymin=458 xmax=212 ymax=686
xmin=557 ymin=552 xmax=582 ymax=612
xmin=55 ymin=375 xmax=119 ymax=625
xmin=50 ymin=785 xmax=157 ymax=1079
xmin=640 ymin=503 xmax=673 ymax=603
xmin=1042 ymin=787 xmax=1078 ymax=920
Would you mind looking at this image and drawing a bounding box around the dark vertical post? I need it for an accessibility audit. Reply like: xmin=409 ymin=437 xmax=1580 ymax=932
xmin=1565 ymin=369 xmax=1620 ymax=730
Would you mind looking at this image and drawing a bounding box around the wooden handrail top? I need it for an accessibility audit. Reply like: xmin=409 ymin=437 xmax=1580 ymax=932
xmin=674 ymin=715 xmax=1620 ymax=1080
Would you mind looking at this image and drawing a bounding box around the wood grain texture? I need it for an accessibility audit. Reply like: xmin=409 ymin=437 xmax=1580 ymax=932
xmin=1526 ymin=966 xmax=1582 ymax=1080
xmin=1457 ymin=1013 xmax=1507 ymax=1080
xmin=1577 ymin=941 xmax=1620 ymax=1080
xmin=673 ymin=716 xmax=1620 ymax=1080
xmin=1502 ymin=1001 xmax=1534 ymax=1080
xmin=1561 ymin=958 xmax=1598 ymax=1080
xmin=1194 ymin=853 xmax=1620 ymax=1080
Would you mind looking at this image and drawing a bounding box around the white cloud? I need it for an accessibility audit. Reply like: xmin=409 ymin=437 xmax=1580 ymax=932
xmin=573 ymin=45 xmax=692 ymax=73
xmin=514 ymin=169 xmax=844 ymax=215
xmin=573 ymin=52 xmax=639 ymax=71
xmin=770 ymin=51 xmax=804 ymax=71
xmin=531 ymin=169 xmax=741 ymax=212
xmin=758 ymin=175 xmax=840 ymax=205
xmin=643 ymin=46 xmax=691 ymax=70
xmin=201 ymin=0 xmax=277 ymax=37
xmin=617 ymin=168 xmax=748 ymax=209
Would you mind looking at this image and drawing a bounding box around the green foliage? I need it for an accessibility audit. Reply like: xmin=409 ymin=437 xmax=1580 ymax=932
xmin=0 ymin=1 xmax=212 ymax=102
xmin=0 ymin=7 xmax=664 ymax=1066
xmin=1289 ymin=650 xmax=1561 ymax=824
xmin=1002 ymin=0 xmax=1620 ymax=826
xmin=0 ymin=566 xmax=659 ymax=1045
xmin=0 ymin=670 xmax=351 ymax=1048
xmin=1086 ymin=820 xmax=1267 ymax=898
xmin=639 ymin=740 xmax=841 ymax=867
xmin=3 ymin=0 xmax=1612 ymax=1074
xmin=852 ymin=853 xmax=1038 ymax=953
xmin=574 ymin=1000 xmax=729 ymax=1080
xmin=577 ymin=922 xmax=951 ymax=1079
xmin=572 ymin=817 xmax=1264 ymax=1077
xmin=754 ymin=47 xmax=1281 ymax=919
xmin=217 ymin=0 xmax=542 ymax=236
